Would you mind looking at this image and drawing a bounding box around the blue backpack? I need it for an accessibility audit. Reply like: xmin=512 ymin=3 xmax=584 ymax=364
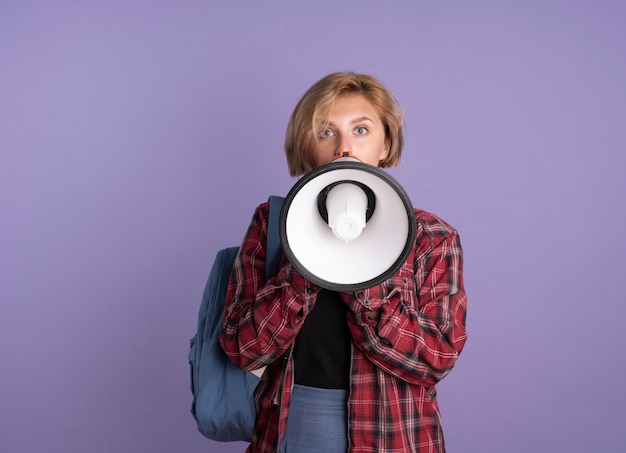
xmin=189 ymin=196 xmax=284 ymax=442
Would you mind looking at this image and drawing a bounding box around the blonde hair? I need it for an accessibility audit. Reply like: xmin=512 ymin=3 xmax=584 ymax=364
xmin=284 ymin=72 xmax=405 ymax=176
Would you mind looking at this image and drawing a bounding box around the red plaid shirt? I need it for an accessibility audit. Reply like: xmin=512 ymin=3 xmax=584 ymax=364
xmin=220 ymin=200 xmax=467 ymax=453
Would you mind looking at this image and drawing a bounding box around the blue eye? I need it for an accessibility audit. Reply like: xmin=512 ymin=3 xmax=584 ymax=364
xmin=355 ymin=126 xmax=368 ymax=135
xmin=319 ymin=129 xmax=334 ymax=138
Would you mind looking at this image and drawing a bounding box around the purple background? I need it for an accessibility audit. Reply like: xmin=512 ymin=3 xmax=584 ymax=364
xmin=1 ymin=1 xmax=625 ymax=452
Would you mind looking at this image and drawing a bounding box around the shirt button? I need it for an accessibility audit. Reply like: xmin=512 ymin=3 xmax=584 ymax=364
xmin=306 ymin=288 xmax=314 ymax=295
xmin=286 ymin=322 xmax=292 ymax=328
xmin=364 ymin=299 xmax=370 ymax=307
xmin=357 ymin=292 xmax=364 ymax=299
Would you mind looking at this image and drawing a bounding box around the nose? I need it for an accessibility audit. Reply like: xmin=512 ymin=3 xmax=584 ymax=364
xmin=334 ymin=134 xmax=353 ymax=156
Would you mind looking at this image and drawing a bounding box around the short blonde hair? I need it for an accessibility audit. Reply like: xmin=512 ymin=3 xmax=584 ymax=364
xmin=284 ymin=72 xmax=405 ymax=176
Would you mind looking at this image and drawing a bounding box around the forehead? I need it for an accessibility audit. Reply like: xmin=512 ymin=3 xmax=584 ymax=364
xmin=320 ymin=94 xmax=381 ymax=123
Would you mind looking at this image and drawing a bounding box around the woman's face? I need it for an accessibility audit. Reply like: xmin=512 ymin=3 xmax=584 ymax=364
xmin=312 ymin=94 xmax=389 ymax=168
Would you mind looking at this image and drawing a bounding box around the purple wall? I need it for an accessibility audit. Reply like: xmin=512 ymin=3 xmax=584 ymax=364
xmin=1 ymin=1 xmax=625 ymax=452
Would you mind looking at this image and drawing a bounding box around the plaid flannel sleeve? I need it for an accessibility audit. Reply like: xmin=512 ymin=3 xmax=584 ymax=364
xmin=346 ymin=212 xmax=468 ymax=387
xmin=219 ymin=202 xmax=320 ymax=371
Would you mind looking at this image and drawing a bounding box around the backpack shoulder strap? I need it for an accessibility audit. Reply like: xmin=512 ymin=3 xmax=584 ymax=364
xmin=265 ymin=195 xmax=284 ymax=280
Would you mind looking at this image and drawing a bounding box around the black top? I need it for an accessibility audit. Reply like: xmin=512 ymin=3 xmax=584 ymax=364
xmin=293 ymin=289 xmax=351 ymax=389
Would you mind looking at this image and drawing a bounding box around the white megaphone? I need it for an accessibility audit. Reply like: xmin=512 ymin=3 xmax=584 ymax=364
xmin=279 ymin=153 xmax=416 ymax=292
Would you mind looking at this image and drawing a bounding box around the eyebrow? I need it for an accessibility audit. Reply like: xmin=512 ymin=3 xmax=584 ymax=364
xmin=350 ymin=116 xmax=374 ymax=124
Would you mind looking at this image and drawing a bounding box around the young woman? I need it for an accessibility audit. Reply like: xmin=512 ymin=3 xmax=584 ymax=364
xmin=220 ymin=72 xmax=467 ymax=453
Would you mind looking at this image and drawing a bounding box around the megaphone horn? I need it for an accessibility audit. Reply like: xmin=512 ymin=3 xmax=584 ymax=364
xmin=279 ymin=160 xmax=416 ymax=292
